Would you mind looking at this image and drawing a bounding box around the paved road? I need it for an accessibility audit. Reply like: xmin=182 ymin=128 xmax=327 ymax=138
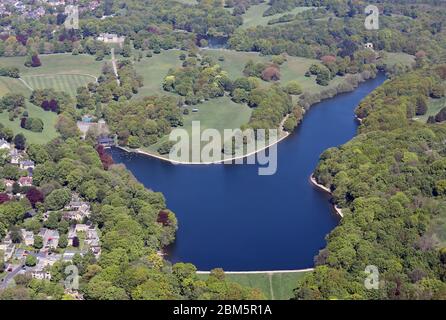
xmin=0 ymin=261 xmax=25 ymax=290
xmin=110 ymin=48 xmax=120 ymax=85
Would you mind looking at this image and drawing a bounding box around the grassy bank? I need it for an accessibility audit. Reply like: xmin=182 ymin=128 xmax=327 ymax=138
xmin=197 ymin=271 xmax=310 ymax=300
xmin=240 ymin=4 xmax=312 ymax=29
xmin=0 ymin=101 xmax=58 ymax=144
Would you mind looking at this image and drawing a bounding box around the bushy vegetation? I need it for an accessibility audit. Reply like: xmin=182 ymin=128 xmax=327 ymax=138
xmin=294 ymin=67 xmax=446 ymax=300
xmin=163 ymin=62 xmax=229 ymax=105
xmin=0 ymin=137 xmax=264 ymax=300
xmin=103 ymin=96 xmax=183 ymax=149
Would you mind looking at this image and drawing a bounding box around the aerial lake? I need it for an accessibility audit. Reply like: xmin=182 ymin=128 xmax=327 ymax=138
xmin=109 ymin=74 xmax=386 ymax=271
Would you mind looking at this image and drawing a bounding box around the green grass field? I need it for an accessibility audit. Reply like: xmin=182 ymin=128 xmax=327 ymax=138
xmin=0 ymin=76 xmax=31 ymax=97
xmin=202 ymin=49 xmax=339 ymax=94
xmin=0 ymin=54 xmax=105 ymax=144
xmin=201 ymin=49 xmax=270 ymax=80
xmin=176 ymin=0 xmax=198 ymax=4
xmin=240 ymin=3 xmax=312 ymax=29
xmin=21 ymin=74 xmax=96 ymax=97
xmin=143 ymin=96 xmax=252 ymax=156
xmin=197 ymin=271 xmax=310 ymax=300
xmin=134 ymin=48 xmax=350 ymax=158
xmin=0 ymin=54 xmax=104 ymax=97
xmin=415 ymin=97 xmax=446 ymax=123
xmin=134 ymin=50 xmax=185 ymax=98
xmin=380 ymin=52 xmax=415 ymax=69
xmin=0 ymin=101 xmax=58 ymax=144
xmin=0 ymin=54 xmax=105 ymax=77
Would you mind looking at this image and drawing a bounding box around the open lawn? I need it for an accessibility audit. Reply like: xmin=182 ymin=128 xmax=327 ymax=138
xmin=415 ymin=97 xmax=446 ymax=123
xmin=380 ymin=52 xmax=415 ymax=69
xmin=201 ymin=49 xmax=270 ymax=80
xmin=240 ymin=3 xmax=313 ymax=29
xmin=202 ymin=49 xmax=340 ymax=94
xmin=0 ymin=54 xmax=104 ymax=96
xmin=143 ymin=96 xmax=252 ymax=156
xmin=21 ymin=74 xmax=95 ymax=97
xmin=0 ymin=54 xmax=105 ymax=77
xmin=0 ymin=76 xmax=31 ymax=97
xmin=134 ymin=50 xmax=185 ymax=98
xmin=0 ymin=102 xmax=58 ymax=144
xmin=176 ymin=0 xmax=198 ymax=4
xmin=280 ymin=56 xmax=344 ymax=94
xmin=0 ymin=54 xmax=105 ymax=144
xmin=197 ymin=271 xmax=310 ymax=300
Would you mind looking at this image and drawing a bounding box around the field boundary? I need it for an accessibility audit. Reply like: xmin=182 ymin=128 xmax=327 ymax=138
xmin=18 ymin=78 xmax=34 ymax=92
xmin=21 ymin=73 xmax=98 ymax=82
xmin=196 ymin=268 xmax=314 ymax=274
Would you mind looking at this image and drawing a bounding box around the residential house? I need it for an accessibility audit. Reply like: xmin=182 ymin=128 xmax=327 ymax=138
xmin=364 ymin=42 xmax=374 ymax=50
xmin=97 ymin=33 xmax=125 ymax=45
xmin=0 ymin=139 xmax=11 ymax=150
xmin=30 ymin=270 xmax=52 ymax=280
xmin=27 ymin=7 xmax=45 ymax=19
xmin=63 ymin=194 xmax=91 ymax=221
xmin=75 ymin=224 xmax=90 ymax=233
xmin=85 ymin=228 xmax=101 ymax=257
xmin=3 ymin=179 xmax=15 ymax=190
xmin=14 ymin=248 xmax=26 ymax=260
xmin=40 ymin=253 xmax=62 ymax=266
xmin=97 ymin=136 xmax=115 ymax=147
xmin=39 ymin=229 xmax=60 ymax=249
xmin=67 ymin=227 xmax=77 ymax=247
xmin=0 ymin=243 xmax=15 ymax=261
xmin=46 ymin=0 xmax=66 ymax=7
xmin=63 ymin=248 xmax=87 ymax=262
xmin=9 ymin=148 xmax=21 ymax=164
xmin=20 ymin=160 xmax=35 ymax=170
xmin=18 ymin=176 xmax=33 ymax=187
xmin=21 ymin=229 xmax=34 ymax=246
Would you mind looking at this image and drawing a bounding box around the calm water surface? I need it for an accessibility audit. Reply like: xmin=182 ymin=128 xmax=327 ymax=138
xmin=109 ymin=74 xmax=386 ymax=271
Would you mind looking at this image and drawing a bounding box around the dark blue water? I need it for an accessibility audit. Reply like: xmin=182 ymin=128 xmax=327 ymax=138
xmin=109 ymin=74 xmax=386 ymax=271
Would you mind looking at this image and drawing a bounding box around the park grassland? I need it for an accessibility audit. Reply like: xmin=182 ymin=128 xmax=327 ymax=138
xmin=0 ymin=76 xmax=30 ymax=97
xmin=197 ymin=271 xmax=310 ymax=300
xmin=239 ymin=3 xmax=313 ymax=29
xmin=142 ymin=96 xmax=252 ymax=156
xmin=0 ymin=54 xmax=106 ymax=144
xmin=0 ymin=54 xmax=104 ymax=76
xmin=202 ymin=49 xmax=342 ymax=94
xmin=134 ymin=48 xmax=346 ymax=157
xmin=0 ymin=54 xmax=104 ymax=97
xmin=134 ymin=50 xmax=184 ymax=98
xmin=415 ymin=97 xmax=446 ymax=123
xmin=0 ymin=100 xmax=58 ymax=145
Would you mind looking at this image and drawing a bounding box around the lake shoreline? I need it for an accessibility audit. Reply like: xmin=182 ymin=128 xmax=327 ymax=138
xmin=115 ymin=71 xmax=381 ymax=165
xmin=309 ymin=174 xmax=344 ymax=218
xmin=109 ymin=74 xmax=387 ymax=271
xmin=115 ymin=130 xmax=290 ymax=165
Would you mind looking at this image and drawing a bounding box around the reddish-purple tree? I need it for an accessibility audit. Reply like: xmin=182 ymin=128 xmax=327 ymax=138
xmin=72 ymin=236 xmax=80 ymax=247
xmin=0 ymin=193 xmax=10 ymax=204
xmin=41 ymin=100 xmax=50 ymax=111
xmin=26 ymin=188 xmax=44 ymax=207
xmin=20 ymin=117 xmax=27 ymax=128
xmin=15 ymin=34 xmax=28 ymax=46
xmin=31 ymin=54 xmax=42 ymax=68
xmin=96 ymin=145 xmax=114 ymax=170
xmin=49 ymin=99 xmax=59 ymax=113
xmin=157 ymin=210 xmax=170 ymax=226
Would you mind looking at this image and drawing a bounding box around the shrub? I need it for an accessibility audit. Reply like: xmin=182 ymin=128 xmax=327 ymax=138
xmin=261 ymin=66 xmax=281 ymax=81
xmin=285 ymin=81 xmax=303 ymax=95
